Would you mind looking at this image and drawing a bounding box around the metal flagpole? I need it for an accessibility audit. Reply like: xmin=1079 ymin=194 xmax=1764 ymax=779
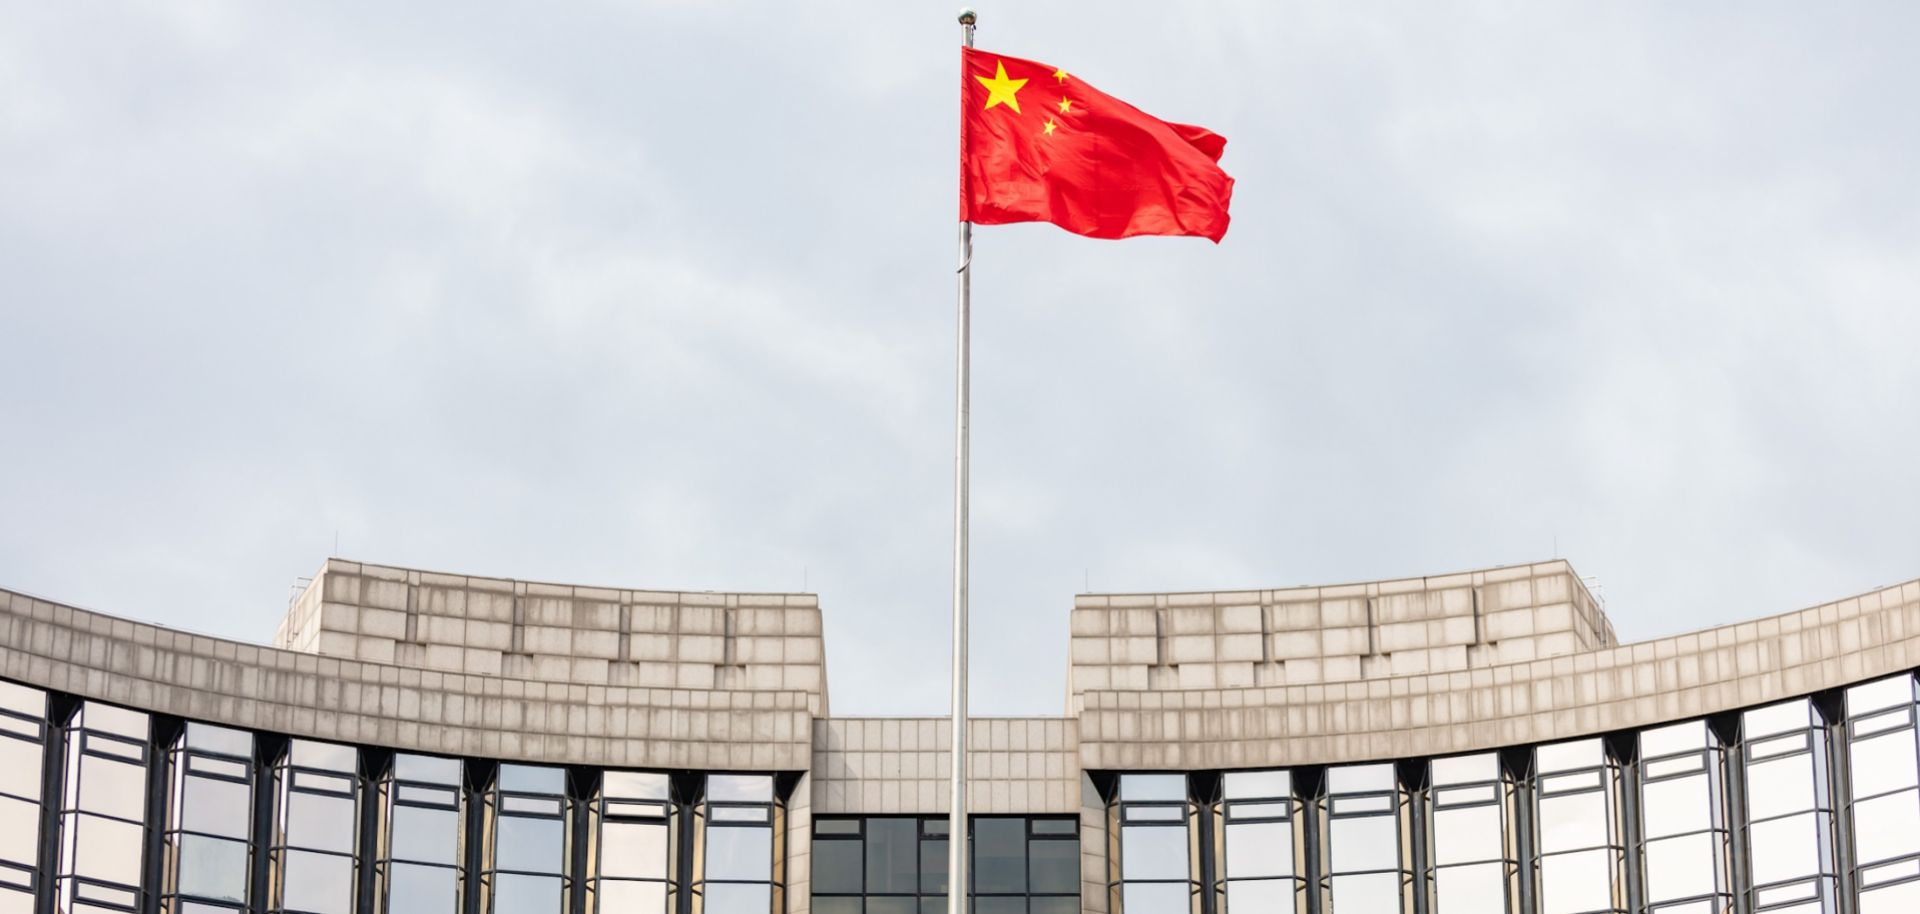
xmin=949 ymin=9 xmax=977 ymax=914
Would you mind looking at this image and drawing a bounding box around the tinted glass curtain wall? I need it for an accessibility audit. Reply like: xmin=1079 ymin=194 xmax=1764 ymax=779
xmin=15 ymin=670 xmax=1920 ymax=913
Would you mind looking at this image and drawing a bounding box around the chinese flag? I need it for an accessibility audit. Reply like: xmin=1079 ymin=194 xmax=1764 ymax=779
xmin=961 ymin=47 xmax=1234 ymax=242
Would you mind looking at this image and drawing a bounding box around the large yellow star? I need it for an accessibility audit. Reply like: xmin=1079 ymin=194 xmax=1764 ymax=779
xmin=975 ymin=60 xmax=1028 ymax=114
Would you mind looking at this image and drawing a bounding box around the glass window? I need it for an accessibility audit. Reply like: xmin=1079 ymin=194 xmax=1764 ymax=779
xmin=595 ymin=769 xmax=677 ymax=914
xmin=380 ymin=754 xmax=463 ymax=914
xmin=1533 ymin=738 xmax=1625 ymax=914
xmin=1322 ymin=763 xmax=1407 ymax=914
xmin=1848 ymin=674 xmax=1920 ymax=907
xmin=1026 ymin=834 xmax=1076 ymax=895
xmin=1637 ymin=721 xmax=1732 ymax=910
xmin=868 ymin=818 xmax=918 ymax=894
xmin=57 ymin=702 xmax=150 ymax=911
xmin=697 ymin=772 xmax=778 ymax=914
xmin=167 ymin=725 xmax=255 ymax=910
xmin=706 ymin=827 xmax=772 ymax=881
xmin=1428 ymin=754 xmax=1514 ymax=914
xmin=0 ymin=683 xmax=44 ymax=903
xmin=704 ymin=881 xmax=770 ymax=914
xmin=1738 ymin=699 xmax=1837 ymax=911
xmin=812 ymin=817 xmax=1075 ymax=914
xmin=1115 ymin=774 xmax=1192 ymax=914
xmin=812 ymin=826 xmax=862 ymax=895
xmin=275 ymin=739 xmax=359 ymax=914
xmin=1215 ymin=769 xmax=1302 ymax=914
xmin=485 ymin=764 xmax=568 ymax=914
xmin=974 ymin=819 xmax=1026 ymax=895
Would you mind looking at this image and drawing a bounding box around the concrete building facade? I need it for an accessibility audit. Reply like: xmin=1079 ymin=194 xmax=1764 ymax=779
xmin=3 ymin=557 xmax=1919 ymax=914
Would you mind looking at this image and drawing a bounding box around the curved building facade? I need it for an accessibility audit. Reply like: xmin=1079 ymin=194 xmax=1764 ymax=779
xmin=2 ymin=557 xmax=1918 ymax=914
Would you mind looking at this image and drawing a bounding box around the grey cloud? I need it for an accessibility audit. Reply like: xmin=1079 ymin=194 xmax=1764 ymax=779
xmin=1 ymin=2 xmax=1916 ymax=715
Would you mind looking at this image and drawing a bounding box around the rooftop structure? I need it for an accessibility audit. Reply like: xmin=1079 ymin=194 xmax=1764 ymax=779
xmin=2 ymin=557 xmax=1916 ymax=913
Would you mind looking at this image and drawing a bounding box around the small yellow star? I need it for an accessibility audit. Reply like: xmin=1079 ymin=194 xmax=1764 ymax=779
xmin=1057 ymin=97 xmax=1073 ymax=114
xmin=1042 ymin=118 xmax=1057 ymax=136
xmin=975 ymin=60 xmax=1028 ymax=114
xmin=1053 ymin=68 xmax=1069 ymax=83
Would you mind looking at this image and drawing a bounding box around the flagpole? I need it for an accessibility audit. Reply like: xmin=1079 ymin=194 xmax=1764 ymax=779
xmin=949 ymin=9 xmax=977 ymax=914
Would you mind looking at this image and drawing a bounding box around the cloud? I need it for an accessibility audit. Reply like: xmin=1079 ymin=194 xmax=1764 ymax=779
xmin=2 ymin=2 xmax=1917 ymax=715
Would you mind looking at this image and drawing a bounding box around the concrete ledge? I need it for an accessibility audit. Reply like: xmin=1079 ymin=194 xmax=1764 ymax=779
xmin=1077 ymin=577 xmax=1920 ymax=768
xmin=0 ymin=588 xmax=812 ymax=770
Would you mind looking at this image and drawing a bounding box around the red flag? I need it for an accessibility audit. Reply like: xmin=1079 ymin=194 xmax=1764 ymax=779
xmin=961 ymin=47 xmax=1234 ymax=242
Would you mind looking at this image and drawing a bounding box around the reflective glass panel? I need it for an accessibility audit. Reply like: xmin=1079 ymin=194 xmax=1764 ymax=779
xmin=71 ymin=813 xmax=144 ymax=885
xmin=391 ymin=805 xmax=458 ymax=866
xmin=1223 ymin=771 xmax=1289 ymax=800
xmin=704 ymin=827 xmax=771 ymax=881
xmin=78 ymin=753 xmax=146 ymax=819
xmin=1120 ymin=825 xmax=1187 ymax=881
xmin=494 ymin=873 xmax=563 ymax=914
xmin=602 ymin=820 xmax=670 ymax=880
xmin=706 ymin=776 xmax=772 ymax=804
xmin=812 ymin=836 xmax=861 ymax=894
xmin=1433 ymin=862 xmax=1504 ymax=913
xmin=600 ymin=879 xmax=669 ymax=914
xmin=283 ymin=848 xmax=353 ymax=914
xmin=866 ymin=818 xmax=917 ymax=894
xmin=290 ymin=740 xmax=357 ymax=772
xmin=0 ymin=738 xmax=39 ymax=800
xmin=0 ymin=796 xmax=37 ymax=868
xmin=183 ymin=773 xmax=251 ymax=838
xmin=974 ymin=819 xmax=1025 ymax=894
xmin=1225 ymin=821 xmax=1290 ymax=879
xmin=1328 ymin=814 xmax=1397 ymax=872
xmin=394 ymin=755 xmax=460 ymax=785
xmin=388 ymin=862 xmax=457 ymax=914
xmin=1538 ymin=850 xmax=1613 ymax=914
xmin=1027 ymin=839 xmax=1076 ymax=895
xmin=186 ymin=723 xmax=251 ymax=757
xmin=497 ymin=814 xmax=564 ymax=874
xmin=1121 ymin=881 xmax=1188 ymax=914
xmin=287 ymin=789 xmax=356 ymax=853
xmin=605 ymin=772 xmax=672 ymax=800
xmin=703 ymin=882 xmax=770 ymax=914
xmin=178 ymin=834 xmax=249 ymax=903
xmin=1119 ymin=775 xmax=1186 ymax=802
xmin=1328 ymin=873 xmax=1398 ymax=911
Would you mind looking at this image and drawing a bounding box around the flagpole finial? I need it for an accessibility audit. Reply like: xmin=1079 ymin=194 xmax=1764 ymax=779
xmin=958 ymin=7 xmax=977 ymax=25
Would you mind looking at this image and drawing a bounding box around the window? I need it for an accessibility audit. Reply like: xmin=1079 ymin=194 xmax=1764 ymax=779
xmin=56 ymin=702 xmax=151 ymax=914
xmin=1212 ymin=770 xmax=1304 ymax=914
xmin=483 ymin=764 xmax=569 ymax=914
xmin=1320 ymin=764 xmax=1409 ymax=913
xmin=378 ymin=753 xmax=464 ymax=914
xmin=1532 ymin=738 xmax=1626 ymax=914
xmin=1846 ymin=673 xmax=1920 ymax=914
xmin=1740 ymin=699 xmax=1838 ymax=913
xmin=272 ymin=739 xmax=359 ymax=914
xmin=1637 ymin=720 xmax=1732 ymax=912
xmin=811 ymin=816 xmax=1076 ymax=914
xmin=1112 ymin=773 xmax=1194 ymax=914
xmin=164 ymin=722 xmax=256 ymax=911
xmin=591 ymin=771 xmax=676 ymax=914
xmin=0 ymin=682 xmax=46 ymax=913
xmin=696 ymin=775 xmax=781 ymax=914
xmin=1427 ymin=753 xmax=1515 ymax=913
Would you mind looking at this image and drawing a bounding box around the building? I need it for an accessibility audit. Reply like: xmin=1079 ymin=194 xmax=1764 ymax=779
xmin=2 ymin=557 xmax=1918 ymax=914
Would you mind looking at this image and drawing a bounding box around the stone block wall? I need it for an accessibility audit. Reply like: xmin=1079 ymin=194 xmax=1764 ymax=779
xmin=275 ymin=559 xmax=830 ymax=715
xmin=1066 ymin=560 xmax=1614 ymax=710
xmin=810 ymin=717 xmax=1080 ymax=814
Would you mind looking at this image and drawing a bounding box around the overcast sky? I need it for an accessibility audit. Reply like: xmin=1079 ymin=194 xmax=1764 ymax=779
xmin=2 ymin=3 xmax=1916 ymax=717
